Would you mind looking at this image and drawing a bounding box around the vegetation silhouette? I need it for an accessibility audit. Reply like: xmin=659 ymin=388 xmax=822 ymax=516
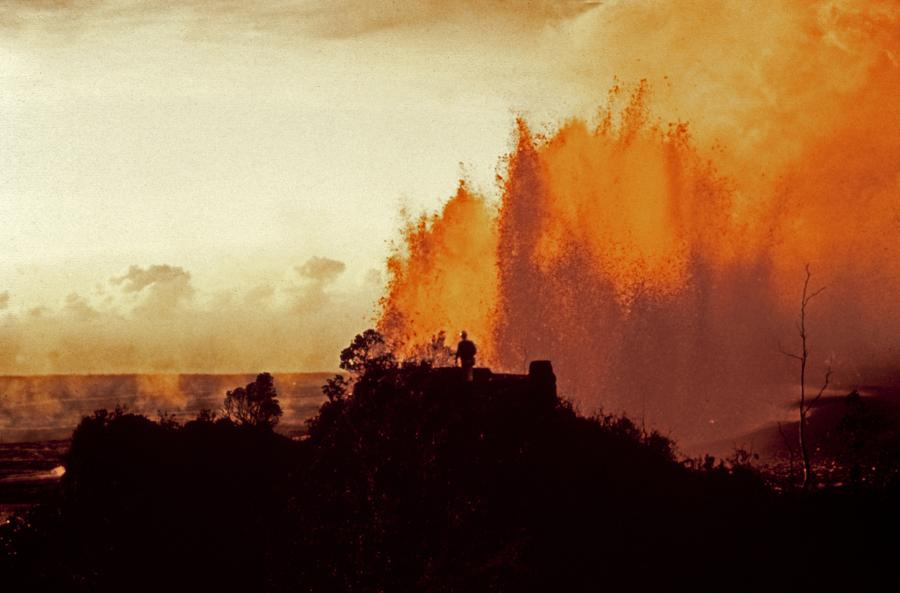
xmin=223 ymin=372 xmax=283 ymax=429
xmin=772 ymin=388 xmax=900 ymax=489
xmin=1 ymin=331 xmax=898 ymax=592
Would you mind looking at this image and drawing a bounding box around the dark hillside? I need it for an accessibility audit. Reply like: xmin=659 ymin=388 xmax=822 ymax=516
xmin=2 ymin=362 xmax=898 ymax=592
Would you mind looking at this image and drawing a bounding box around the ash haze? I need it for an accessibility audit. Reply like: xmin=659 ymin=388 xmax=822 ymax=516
xmin=1 ymin=0 xmax=598 ymax=373
xmin=2 ymin=0 xmax=899 ymax=375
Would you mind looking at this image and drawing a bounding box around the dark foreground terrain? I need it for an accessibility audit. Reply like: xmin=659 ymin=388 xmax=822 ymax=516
xmin=0 ymin=440 xmax=68 ymax=523
xmin=2 ymin=358 xmax=899 ymax=592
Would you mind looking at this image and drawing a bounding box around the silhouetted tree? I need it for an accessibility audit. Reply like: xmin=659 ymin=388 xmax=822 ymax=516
xmin=318 ymin=330 xmax=397 ymax=403
xmin=322 ymin=373 xmax=349 ymax=402
xmin=339 ymin=329 xmax=396 ymax=375
xmin=194 ymin=408 xmax=217 ymax=423
xmin=223 ymin=372 xmax=282 ymax=429
xmin=407 ymin=331 xmax=456 ymax=367
xmin=781 ymin=264 xmax=830 ymax=488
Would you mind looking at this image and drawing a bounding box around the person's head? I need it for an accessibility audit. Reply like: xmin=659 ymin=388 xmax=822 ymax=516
xmin=460 ymin=330 xmax=468 ymax=340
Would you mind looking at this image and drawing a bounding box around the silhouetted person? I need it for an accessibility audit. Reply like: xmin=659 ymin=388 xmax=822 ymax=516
xmin=455 ymin=330 xmax=476 ymax=381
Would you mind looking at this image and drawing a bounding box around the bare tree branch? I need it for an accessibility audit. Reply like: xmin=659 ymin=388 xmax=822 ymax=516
xmin=777 ymin=340 xmax=804 ymax=361
xmin=810 ymin=365 xmax=832 ymax=410
xmin=805 ymin=286 xmax=827 ymax=302
xmin=794 ymin=263 xmax=828 ymax=489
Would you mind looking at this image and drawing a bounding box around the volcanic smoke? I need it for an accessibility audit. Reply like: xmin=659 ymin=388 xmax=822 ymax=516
xmin=380 ymin=24 xmax=900 ymax=449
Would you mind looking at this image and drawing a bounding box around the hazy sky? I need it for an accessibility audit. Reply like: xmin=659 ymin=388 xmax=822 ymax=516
xmin=3 ymin=0 xmax=895 ymax=373
xmin=1 ymin=1 xmax=606 ymax=371
xmin=2 ymin=1 xmax=598 ymax=304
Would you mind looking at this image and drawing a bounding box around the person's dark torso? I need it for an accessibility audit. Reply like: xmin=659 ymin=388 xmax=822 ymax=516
xmin=457 ymin=340 xmax=476 ymax=360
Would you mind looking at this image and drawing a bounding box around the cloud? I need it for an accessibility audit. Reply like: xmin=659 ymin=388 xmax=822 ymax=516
xmin=0 ymin=0 xmax=597 ymax=39
xmin=548 ymin=0 xmax=900 ymax=180
xmin=111 ymin=264 xmax=194 ymax=317
xmin=0 ymin=258 xmax=380 ymax=374
xmin=296 ymin=256 xmax=346 ymax=284
xmin=243 ymin=283 xmax=276 ymax=307
xmin=64 ymin=293 xmax=100 ymax=320
xmin=291 ymin=257 xmax=348 ymax=314
xmin=289 ymin=0 xmax=598 ymax=38
xmin=113 ymin=264 xmax=191 ymax=293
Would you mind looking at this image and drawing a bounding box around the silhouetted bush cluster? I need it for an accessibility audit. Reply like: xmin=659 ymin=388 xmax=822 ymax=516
xmin=801 ymin=390 xmax=900 ymax=488
xmin=2 ymin=359 xmax=898 ymax=592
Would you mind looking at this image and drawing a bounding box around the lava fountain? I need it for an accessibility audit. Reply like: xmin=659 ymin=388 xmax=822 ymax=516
xmin=380 ymin=7 xmax=900 ymax=449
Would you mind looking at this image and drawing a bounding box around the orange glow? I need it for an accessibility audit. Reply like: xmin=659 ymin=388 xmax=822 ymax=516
xmin=379 ymin=6 xmax=900 ymax=448
xmin=380 ymin=182 xmax=498 ymax=362
xmin=5 ymin=0 xmax=900 ymax=449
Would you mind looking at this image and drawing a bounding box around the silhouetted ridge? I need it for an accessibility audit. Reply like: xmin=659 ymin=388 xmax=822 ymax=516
xmin=2 ymin=358 xmax=898 ymax=592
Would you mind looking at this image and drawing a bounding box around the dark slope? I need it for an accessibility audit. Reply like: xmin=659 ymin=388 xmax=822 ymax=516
xmin=2 ymin=363 xmax=898 ymax=592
